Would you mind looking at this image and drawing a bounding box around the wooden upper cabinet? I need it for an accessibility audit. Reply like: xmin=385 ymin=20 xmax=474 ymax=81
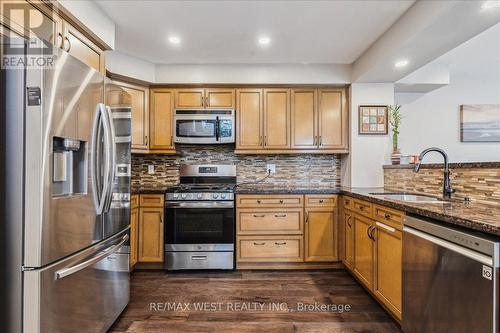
xmin=113 ymin=81 xmax=149 ymax=151
xmin=62 ymin=21 xmax=104 ymax=73
xmin=175 ymin=88 xmax=205 ymax=108
xmin=291 ymin=89 xmax=317 ymax=149
xmin=318 ymin=89 xmax=347 ymax=150
xmin=150 ymin=89 xmax=175 ymax=151
xmin=205 ymin=88 xmax=235 ymax=109
xmin=0 ymin=0 xmax=62 ymax=45
xmin=264 ymin=89 xmax=290 ymax=149
xmin=304 ymin=207 xmax=337 ymax=262
xmin=236 ymin=89 xmax=263 ymax=150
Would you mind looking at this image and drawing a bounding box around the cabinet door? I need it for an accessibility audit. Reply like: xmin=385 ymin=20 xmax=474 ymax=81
xmin=130 ymin=207 xmax=139 ymax=268
xmin=114 ymin=82 xmax=149 ymax=150
xmin=205 ymin=88 xmax=235 ymax=109
xmin=264 ymin=89 xmax=290 ymax=149
xmin=304 ymin=208 xmax=337 ymax=262
xmin=138 ymin=207 xmax=164 ymax=263
xmin=150 ymin=89 xmax=175 ymax=151
xmin=291 ymin=89 xmax=317 ymax=149
xmin=0 ymin=0 xmax=62 ymax=45
xmin=374 ymin=222 xmax=402 ymax=320
xmin=236 ymin=89 xmax=263 ymax=150
xmin=175 ymin=88 xmax=204 ymax=108
xmin=318 ymin=89 xmax=347 ymax=150
xmin=344 ymin=211 xmax=354 ymax=268
xmin=353 ymin=215 xmax=374 ymax=288
xmin=63 ymin=21 xmax=104 ymax=73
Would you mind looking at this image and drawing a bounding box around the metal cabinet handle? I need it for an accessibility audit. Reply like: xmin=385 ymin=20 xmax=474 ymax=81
xmin=57 ymin=32 xmax=64 ymax=49
xmin=279 ymin=199 xmax=284 ymax=204
xmin=264 ymin=136 xmax=267 ymax=146
xmin=319 ymin=135 xmax=323 ymax=146
xmin=370 ymin=225 xmax=376 ymax=240
xmin=257 ymin=200 xmax=262 ymax=204
xmin=384 ymin=213 xmax=391 ymax=220
xmin=359 ymin=206 xmax=364 ymax=211
xmin=259 ymin=136 xmax=263 ymax=146
xmin=274 ymin=214 xmax=287 ymax=218
xmin=253 ymin=214 xmax=265 ymax=218
xmin=170 ymin=135 xmax=173 ymax=146
xmin=253 ymin=242 xmax=265 ymax=246
xmin=55 ymin=235 xmax=128 ymax=280
xmin=319 ymin=199 xmax=324 ymax=203
xmin=191 ymin=255 xmax=207 ymax=260
xmin=275 ymin=242 xmax=287 ymax=246
xmin=305 ymin=212 xmax=309 ymax=223
xmin=160 ymin=215 xmax=163 ymax=224
xmin=64 ymin=36 xmax=71 ymax=52
xmin=145 ymin=135 xmax=149 ymax=147
xmin=346 ymin=215 xmax=352 ymax=227
xmin=367 ymin=225 xmax=373 ymax=240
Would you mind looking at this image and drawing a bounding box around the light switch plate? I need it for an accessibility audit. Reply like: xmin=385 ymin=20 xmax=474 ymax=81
xmin=266 ymin=164 xmax=276 ymax=174
xmin=148 ymin=165 xmax=155 ymax=174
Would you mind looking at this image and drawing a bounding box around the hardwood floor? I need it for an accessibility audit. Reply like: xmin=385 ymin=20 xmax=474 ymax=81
xmin=110 ymin=270 xmax=402 ymax=333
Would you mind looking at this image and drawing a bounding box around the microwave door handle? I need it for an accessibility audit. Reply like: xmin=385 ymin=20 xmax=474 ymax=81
xmin=215 ymin=116 xmax=220 ymax=141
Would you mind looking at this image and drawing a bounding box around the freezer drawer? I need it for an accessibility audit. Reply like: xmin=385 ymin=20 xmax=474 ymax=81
xmin=23 ymin=231 xmax=130 ymax=333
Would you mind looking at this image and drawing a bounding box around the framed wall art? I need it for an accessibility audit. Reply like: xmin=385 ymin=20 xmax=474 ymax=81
xmin=460 ymin=104 xmax=500 ymax=142
xmin=358 ymin=105 xmax=388 ymax=135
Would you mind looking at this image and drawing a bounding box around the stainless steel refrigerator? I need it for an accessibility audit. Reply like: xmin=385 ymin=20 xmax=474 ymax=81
xmin=1 ymin=37 xmax=132 ymax=333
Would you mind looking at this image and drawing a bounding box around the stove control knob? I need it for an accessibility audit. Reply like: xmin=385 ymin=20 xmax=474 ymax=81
xmin=221 ymin=194 xmax=226 ymax=199
xmin=197 ymin=193 xmax=203 ymax=199
xmin=213 ymin=193 xmax=219 ymax=199
xmin=181 ymin=194 xmax=187 ymax=199
xmin=173 ymin=193 xmax=179 ymax=199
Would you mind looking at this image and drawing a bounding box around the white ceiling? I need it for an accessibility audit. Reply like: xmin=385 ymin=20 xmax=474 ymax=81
xmin=95 ymin=0 xmax=415 ymax=65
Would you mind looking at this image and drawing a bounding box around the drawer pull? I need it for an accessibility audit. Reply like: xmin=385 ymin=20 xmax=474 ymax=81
xmin=279 ymin=200 xmax=284 ymax=204
xmin=347 ymin=215 xmax=352 ymax=227
xmin=319 ymin=199 xmax=324 ymax=203
xmin=274 ymin=214 xmax=287 ymax=218
xmin=305 ymin=212 xmax=309 ymax=223
xmin=384 ymin=213 xmax=391 ymax=220
xmin=257 ymin=200 xmax=262 ymax=204
xmin=253 ymin=242 xmax=266 ymax=246
xmin=275 ymin=242 xmax=287 ymax=246
xmin=191 ymin=255 xmax=207 ymax=260
xmin=253 ymin=214 xmax=266 ymax=218
xmin=359 ymin=206 xmax=364 ymax=210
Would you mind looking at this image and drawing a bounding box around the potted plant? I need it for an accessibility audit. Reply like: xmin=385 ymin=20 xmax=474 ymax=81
xmin=389 ymin=104 xmax=402 ymax=165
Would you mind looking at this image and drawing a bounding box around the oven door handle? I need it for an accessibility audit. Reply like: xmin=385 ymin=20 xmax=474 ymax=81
xmin=165 ymin=201 xmax=234 ymax=209
xmin=215 ymin=116 xmax=220 ymax=142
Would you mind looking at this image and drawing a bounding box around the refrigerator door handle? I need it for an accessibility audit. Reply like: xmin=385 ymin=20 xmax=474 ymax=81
xmin=102 ymin=105 xmax=116 ymax=213
xmin=91 ymin=103 xmax=111 ymax=215
xmin=54 ymin=234 xmax=128 ymax=280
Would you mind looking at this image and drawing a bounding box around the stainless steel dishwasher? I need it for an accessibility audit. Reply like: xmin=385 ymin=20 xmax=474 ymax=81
xmin=403 ymin=215 xmax=500 ymax=333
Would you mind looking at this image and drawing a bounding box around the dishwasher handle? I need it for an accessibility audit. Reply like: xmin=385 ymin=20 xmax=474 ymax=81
xmin=404 ymin=226 xmax=493 ymax=266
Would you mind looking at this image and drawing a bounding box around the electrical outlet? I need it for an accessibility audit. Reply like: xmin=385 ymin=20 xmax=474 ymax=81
xmin=266 ymin=164 xmax=276 ymax=174
xmin=148 ymin=165 xmax=155 ymax=174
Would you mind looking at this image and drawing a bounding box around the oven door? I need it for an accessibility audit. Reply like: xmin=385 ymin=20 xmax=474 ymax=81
xmin=165 ymin=201 xmax=234 ymax=247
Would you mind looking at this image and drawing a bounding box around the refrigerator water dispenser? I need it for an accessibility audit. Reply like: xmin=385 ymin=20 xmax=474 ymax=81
xmin=52 ymin=137 xmax=87 ymax=196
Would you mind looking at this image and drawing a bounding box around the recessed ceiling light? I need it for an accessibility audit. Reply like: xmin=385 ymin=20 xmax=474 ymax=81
xmin=394 ymin=59 xmax=409 ymax=68
xmin=482 ymin=0 xmax=500 ymax=10
xmin=258 ymin=36 xmax=271 ymax=46
xmin=168 ymin=35 xmax=181 ymax=45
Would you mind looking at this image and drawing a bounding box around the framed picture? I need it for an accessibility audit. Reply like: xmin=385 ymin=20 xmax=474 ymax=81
xmin=358 ymin=105 xmax=388 ymax=135
xmin=461 ymin=104 xmax=500 ymax=142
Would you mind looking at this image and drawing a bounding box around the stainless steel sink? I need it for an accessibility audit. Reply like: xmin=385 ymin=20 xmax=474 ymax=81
xmin=368 ymin=192 xmax=446 ymax=203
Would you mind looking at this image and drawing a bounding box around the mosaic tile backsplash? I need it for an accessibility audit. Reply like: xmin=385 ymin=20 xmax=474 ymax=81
xmin=132 ymin=145 xmax=341 ymax=191
xmin=384 ymin=165 xmax=500 ymax=206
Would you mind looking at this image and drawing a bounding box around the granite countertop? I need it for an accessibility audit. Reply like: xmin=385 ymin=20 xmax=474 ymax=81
xmin=235 ymin=185 xmax=341 ymax=194
xmin=341 ymin=187 xmax=500 ymax=237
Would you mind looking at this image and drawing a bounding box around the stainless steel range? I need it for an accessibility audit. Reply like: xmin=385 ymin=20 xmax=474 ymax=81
xmin=164 ymin=165 xmax=236 ymax=270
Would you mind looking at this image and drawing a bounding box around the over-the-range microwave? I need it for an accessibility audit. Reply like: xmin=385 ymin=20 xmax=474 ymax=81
xmin=173 ymin=109 xmax=235 ymax=144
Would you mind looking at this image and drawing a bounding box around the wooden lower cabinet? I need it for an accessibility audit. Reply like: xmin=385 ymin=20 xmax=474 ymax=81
xmin=343 ymin=195 xmax=403 ymax=321
xmin=343 ymin=210 xmax=354 ymax=268
xmin=304 ymin=208 xmax=337 ymax=262
xmin=130 ymin=206 xmax=139 ymax=268
xmin=136 ymin=194 xmax=165 ymax=264
xmin=374 ymin=222 xmax=402 ymax=320
xmin=236 ymin=194 xmax=338 ymax=269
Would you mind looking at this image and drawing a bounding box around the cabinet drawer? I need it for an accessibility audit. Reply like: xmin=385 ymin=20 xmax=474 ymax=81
xmin=237 ymin=195 xmax=303 ymax=208
xmin=353 ymin=199 xmax=372 ymax=218
xmin=237 ymin=236 xmax=303 ymax=262
xmin=131 ymin=195 xmax=139 ymax=209
xmin=237 ymin=209 xmax=303 ymax=235
xmin=342 ymin=196 xmax=355 ymax=210
xmin=139 ymin=194 xmax=164 ymax=207
xmin=373 ymin=204 xmax=404 ymax=230
xmin=305 ymin=195 xmax=337 ymax=208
